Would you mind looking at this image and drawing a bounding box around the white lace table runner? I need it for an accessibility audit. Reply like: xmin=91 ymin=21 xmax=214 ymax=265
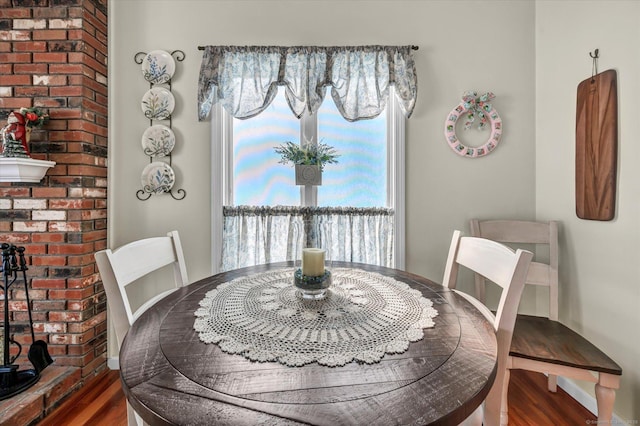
xmin=193 ymin=268 xmax=438 ymax=367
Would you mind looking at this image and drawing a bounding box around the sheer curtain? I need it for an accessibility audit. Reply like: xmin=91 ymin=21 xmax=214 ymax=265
xmin=221 ymin=206 xmax=394 ymax=272
xmin=199 ymin=45 xmax=414 ymax=271
xmin=198 ymin=45 xmax=417 ymax=122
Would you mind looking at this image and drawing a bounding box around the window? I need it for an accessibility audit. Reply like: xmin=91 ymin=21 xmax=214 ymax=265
xmin=211 ymin=87 xmax=405 ymax=273
xmin=230 ymin=89 xmax=387 ymax=208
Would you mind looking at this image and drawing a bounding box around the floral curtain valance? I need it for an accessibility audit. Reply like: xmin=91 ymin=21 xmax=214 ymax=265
xmin=197 ymin=45 xmax=418 ymax=122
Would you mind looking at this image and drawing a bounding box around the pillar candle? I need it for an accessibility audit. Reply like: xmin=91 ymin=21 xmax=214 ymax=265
xmin=302 ymin=248 xmax=325 ymax=276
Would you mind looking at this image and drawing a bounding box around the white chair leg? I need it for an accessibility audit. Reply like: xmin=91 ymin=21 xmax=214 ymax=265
xmin=499 ymin=368 xmax=510 ymax=426
xmin=547 ymin=373 xmax=558 ymax=392
xmin=595 ymin=383 xmax=616 ymax=424
xmin=127 ymin=401 xmax=147 ymax=426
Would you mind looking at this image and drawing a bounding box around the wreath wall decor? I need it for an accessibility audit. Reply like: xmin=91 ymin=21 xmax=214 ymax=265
xmin=444 ymin=91 xmax=502 ymax=158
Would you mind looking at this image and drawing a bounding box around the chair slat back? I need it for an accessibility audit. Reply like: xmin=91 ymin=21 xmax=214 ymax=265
xmin=443 ymin=230 xmax=533 ymax=330
xmin=95 ymin=230 xmax=189 ymax=349
xmin=442 ymin=230 xmax=532 ymax=425
xmin=470 ymin=219 xmax=559 ymax=320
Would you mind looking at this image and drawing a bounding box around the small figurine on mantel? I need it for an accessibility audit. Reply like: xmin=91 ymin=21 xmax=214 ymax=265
xmin=0 ymin=107 xmax=49 ymax=158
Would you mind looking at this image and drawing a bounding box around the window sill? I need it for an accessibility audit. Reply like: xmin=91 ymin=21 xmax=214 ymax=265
xmin=0 ymin=157 xmax=56 ymax=183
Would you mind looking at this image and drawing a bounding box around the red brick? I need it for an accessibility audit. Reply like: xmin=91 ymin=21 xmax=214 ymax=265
xmin=32 ymin=232 xmax=66 ymax=243
xmin=9 ymin=300 xmax=28 ymax=311
xmin=67 ymin=275 xmax=97 ymax=289
xmin=81 ymin=230 xmax=105 ymax=242
xmin=49 ymin=153 xmax=94 ymax=164
xmin=45 ymin=345 xmax=68 ymax=356
xmin=49 ymin=63 xmax=83 ymax=74
xmin=48 ymin=242 xmax=94 ymax=255
xmin=49 ymin=287 xmax=95 ymax=301
xmin=34 ymin=74 xmax=67 ymax=86
xmin=32 ymin=187 xmax=67 ymax=198
xmin=0 ymin=52 xmax=31 ymax=63
xmin=67 ymin=299 xmax=92 ymax=311
xmin=0 ymin=97 xmax=34 ymax=109
xmin=0 ymin=233 xmax=31 ymax=243
xmin=48 ymin=221 xmax=82 ymax=232
xmin=0 ymin=74 xmax=31 ymax=85
xmin=94 ymin=239 xmax=107 ymax=251
xmin=31 ymin=278 xmax=66 ymax=289
xmin=32 ymin=29 xmax=67 ymax=41
xmin=69 ymin=165 xmax=106 ymax=177
xmin=33 ymin=7 xmax=68 ymax=19
xmin=0 ymin=9 xmax=31 ymax=19
xmin=32 ymin=255 xmax=67 ymax=266
xmin=22 ymin=243 xmax=47 ymax=254
xmin=14 ymin=63 xmax=49 ymax=74
xmin=49 ymin=130 xmax=94 ymax=143
xmin=43 ymin=367 xmax=83 ymax=408
xmin=50 ymin=85 xmax=83 ymax=97
xmin=33 ymin=302 xmax=67 ymax=313
xmin=34 ymin=52 xmax=68 ymax=63
xmin=81 ymin=355 xmax=108 ymax=378
xmin=13 ymin=41 xmax=48 ymax=52
xmin=0 ymin=188 xmax=30 ymax=197
xmin=49 ymin=199 xmax=93 ymax=209
xmin=67 ymin=29 xmax=83 ymax=41
xmin=15 ymin=86 xmax=49 ymax=97
xmin=67 ymin=253 xmax=95 ymax=266
xmin=49 ymin=312 xmax=83 ymax=323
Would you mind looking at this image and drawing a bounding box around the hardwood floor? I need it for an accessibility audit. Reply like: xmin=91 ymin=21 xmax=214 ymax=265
xmin=37 ymin=369 xmax=596 ymax=425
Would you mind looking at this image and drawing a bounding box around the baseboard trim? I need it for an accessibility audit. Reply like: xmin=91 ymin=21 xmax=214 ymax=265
xmin=107 ymin=357 xmax=120 ymax=370
xmin=557 ymin=376 xmax=624 ymax=423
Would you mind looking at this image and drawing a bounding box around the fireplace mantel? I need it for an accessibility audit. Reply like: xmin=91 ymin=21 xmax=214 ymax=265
xmin=0 ymin=157 xmax=56 ymax=183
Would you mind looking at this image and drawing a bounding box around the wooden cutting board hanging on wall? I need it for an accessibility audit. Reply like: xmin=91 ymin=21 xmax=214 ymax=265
xmin=575 ymin=69 xmax=618 ymax=221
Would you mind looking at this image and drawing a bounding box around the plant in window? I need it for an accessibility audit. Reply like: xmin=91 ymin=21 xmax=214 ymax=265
xmin=274 ymin=139 xmax=339 ymax=172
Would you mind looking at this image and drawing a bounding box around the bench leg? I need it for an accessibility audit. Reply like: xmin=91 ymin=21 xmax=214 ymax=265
xmin=595 ymin=383 xmax=615 ymax=423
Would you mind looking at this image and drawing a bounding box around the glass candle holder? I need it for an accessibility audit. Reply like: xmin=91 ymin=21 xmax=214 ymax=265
xmin=293 ymin=219 xmax=332 ymax=300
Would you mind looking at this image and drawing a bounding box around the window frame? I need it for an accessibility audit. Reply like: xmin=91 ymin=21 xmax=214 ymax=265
xmin=211 ymin=87 xmax=406 ymax=273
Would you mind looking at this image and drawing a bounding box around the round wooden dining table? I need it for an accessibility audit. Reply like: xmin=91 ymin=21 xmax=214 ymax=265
xmin=119 ymin=262 xmax=498 ymax=426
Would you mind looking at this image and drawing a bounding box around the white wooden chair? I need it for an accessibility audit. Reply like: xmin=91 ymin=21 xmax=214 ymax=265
xmin=94 ymin=230 xmax=189 ymax=426
xmin=470 ymin=219 xmax=622 ymax=425
xmin=442 ymin=230 xmax=533 ymax=426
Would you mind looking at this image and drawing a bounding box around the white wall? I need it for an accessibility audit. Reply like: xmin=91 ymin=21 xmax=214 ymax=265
xmin=536 ymin=1 xmax=639 ymax=420
xmin=109 ymin=0 xmax=537 ymax=335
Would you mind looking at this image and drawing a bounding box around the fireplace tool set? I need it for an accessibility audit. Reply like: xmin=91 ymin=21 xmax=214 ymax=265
xmin=1 ymin=243 xmax=53 ymax=400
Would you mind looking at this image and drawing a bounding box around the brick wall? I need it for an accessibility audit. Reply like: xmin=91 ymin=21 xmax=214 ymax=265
xmin=0 ymin=0 xmax=108 ymax=380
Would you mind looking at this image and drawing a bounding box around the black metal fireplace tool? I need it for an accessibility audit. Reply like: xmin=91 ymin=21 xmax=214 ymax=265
xmin=1 ymin=243 xmax=53 ymax=400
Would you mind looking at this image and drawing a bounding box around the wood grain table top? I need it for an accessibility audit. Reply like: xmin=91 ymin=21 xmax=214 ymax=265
xmin=119 ymin=262 xmax=498 ymax=426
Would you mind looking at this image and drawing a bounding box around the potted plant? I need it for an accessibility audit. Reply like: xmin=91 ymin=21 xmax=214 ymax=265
xmin=274 ymin=139 xmax=339 ymax=185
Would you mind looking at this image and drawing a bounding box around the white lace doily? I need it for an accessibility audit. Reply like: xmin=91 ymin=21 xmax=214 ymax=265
xmin=193 ymin=268 xmax=438 ymax=367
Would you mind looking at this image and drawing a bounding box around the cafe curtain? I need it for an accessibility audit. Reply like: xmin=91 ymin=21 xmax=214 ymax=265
xmin=197 ymin=45 xmax=417 ymax=121
xmin=221 ymin=206 xmax=394 ymax=272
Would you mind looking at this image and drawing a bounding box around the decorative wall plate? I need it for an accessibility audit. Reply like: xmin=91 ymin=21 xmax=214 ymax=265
xmin=141 ymin=50 xmax=176 ymax=84
xmin=141 ymin=125 xmax=175 ymax=157
xmin=141 ymin=161 xmax=175 ymax=193
xmin=141 ymin=87 xmax=175 ymax=120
